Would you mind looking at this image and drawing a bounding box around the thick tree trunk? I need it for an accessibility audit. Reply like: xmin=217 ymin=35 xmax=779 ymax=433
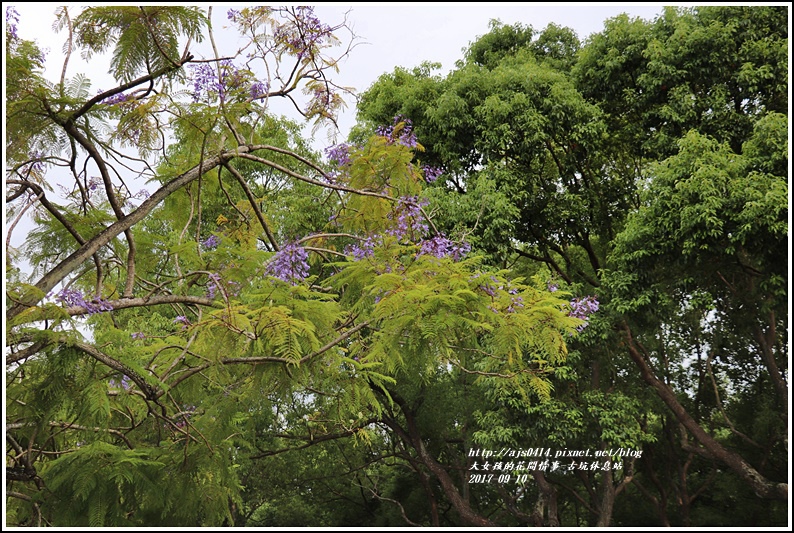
xmin=595 ymin=468 xmax=615 ymax=527
xmin=533 ymin=470 xmax=560 ymax=526
xmin=377 ymin=386 xmax=495 ymax=527
xmin=402 ymin=413 xmax=495 ymax=526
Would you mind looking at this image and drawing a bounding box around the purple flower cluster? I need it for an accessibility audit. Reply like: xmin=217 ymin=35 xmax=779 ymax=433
xmin=274 ymin=6 xmax=333 ymax=59
xmin=6 ymin=6 xmax=19 ymax=41
xmin=325 ymin=143 xmax=351 ymax=167
xmin=174 ymin=315 xmax=191 ymax=330
xmin=175 ymin=404 xmax=197 ymax=429
xmin=387 ymin=196 xmax=429 ymax=241
xmin=418 ymin=235 xmax=471 ymax=261
xmin=422 ymin=166 xmax=444 ymax=183
xmin=101 ymin=92 xmax=130 ymax=105
xmin=202 ymin=234 xmax=220 ymax=250
xmin=190 ymin=60 xmax=259 ymax=103
xmin=475 ymin=275 xmax=500 ymax=298
xmin=87 ymin=176 xmax=102 ymax=192
xmin=206 ymin=273 xmax=222 ymax=299
xmin=466 ymin=275 xmax=524 ymax=313
xmin=376 ymin=115 xmax=418 ymax=148
xmin=54 ymin=288 xmax=113 ymax=315
xmin=323 ymin=142 xmax=352 ymax=183
xmin=109 ymin=375 xmax=132 ymax=390
xmin=123 ymin=188 xmax=151 ymax=209
xmin=346 ymin=235 xmax=380 ymax=261
xmin=548 ymin=282 xmax=559 ymax=293
xmin=569 ymin=295 xmax=600 ymax=331
xmin=265 ymin=242 xmax=310 ymax=284
xmin=205 ymin=273 xmax=240 ymax=299
xmin=506 ymin=292 xmax=525 ymax=313
xmin=190 ymin=62 xmax=226 ymax=102
xmin=250 ymin=80 xmax=269 ymax=101
xmin=131 ymin=332 xmax=146 ymax=339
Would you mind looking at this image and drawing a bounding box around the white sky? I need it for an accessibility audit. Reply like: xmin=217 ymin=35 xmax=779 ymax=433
xmin=8 ymin=2 xmax=669 ymax=144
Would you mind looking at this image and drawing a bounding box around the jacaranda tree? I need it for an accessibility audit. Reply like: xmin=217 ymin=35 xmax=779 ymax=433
xmin=5 ymin=6 xmax=595 ymax=526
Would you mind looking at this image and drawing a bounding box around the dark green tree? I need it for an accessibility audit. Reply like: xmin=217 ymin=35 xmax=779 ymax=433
xmin=352 ymin=6 xmax=788 ymax=526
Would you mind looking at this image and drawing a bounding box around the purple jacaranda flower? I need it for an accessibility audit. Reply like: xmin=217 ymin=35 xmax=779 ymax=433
xmin=101 ymin=92 xmax=130 ymax=105
xmin=274 ymin=6 xmax=333 ymax=59
xmin=6 ymin=6 xmax=19 ymax=41
xmin=506 ymin=296 xmax=525 ymax=313
xmin=87 ymin=176 xmax=102 ymax=191
xmin=54 ymin=288 xmax=113 ymax=315
xmin=206 ymin=273 xmax=222 ymax=299
xmin=250 ymin=80 xmax=269 ymax=100
xmin=422 ymin=166 xmax=444 ymax=183
xmin=190 ymin=60 xmax=243 ymax=102
xmin=418 ymin=234 xmax=470 ymax=261
xmin=110 ymin=376 xmax=132 ymax=390
xmin=202 ymin=234 xmax=220 ymax=250
xmin=479 ymin=284 xmax=497 ymax=298
xmin=345 ymin=235 xmax=380 ymax=260
xmin=377 ymin=115 xmax=418 ymax=148
xmin=325 ymin=142 xmax=351 ymax=167
xmin=174 ymin=315 xmax=191 ymax=330
xmin=569 ymin=295 xmax=599 ymax=331
xmin=265 ymin=242 xmax=310 ymax=284
xmin=386 ymin=196 xmax=429 ymax=242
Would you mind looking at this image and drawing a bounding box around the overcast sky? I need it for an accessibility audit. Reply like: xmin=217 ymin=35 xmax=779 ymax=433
xmin=9 ymin=3 xmax=667 ymax=143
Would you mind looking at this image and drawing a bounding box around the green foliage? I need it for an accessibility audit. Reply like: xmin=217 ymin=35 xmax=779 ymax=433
xmin=73 ymin=6 xmax=207 ymax=82
xmin=464 ymin=19 xmax=535 ymax=69
xmin=6 ymin=4 xmax=788 ymax=528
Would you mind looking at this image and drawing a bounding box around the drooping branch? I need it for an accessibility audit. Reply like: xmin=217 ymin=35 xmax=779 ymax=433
xmin=72 ymin=341 xmax=159 ymax=400
xmin=619 ymin=321 xmax=787 ymax=501
xmin=250 ymin=418 xmax=378 ymax=459
xmin=166 ymin=320 xmax=371 ymax=390
xmin=234 ymin=152 xmax=395 ymax=201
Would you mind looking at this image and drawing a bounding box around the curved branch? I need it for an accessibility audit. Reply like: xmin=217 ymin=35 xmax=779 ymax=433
xmin=620 ymin=322 xmax=787 ymax=500
xmin=223 ymin=162 xmax=279 ymax=250
xmin=167 ymin=320 xmax=370 ymax=390
xmin=250 ymin=418 xmax=378 ymax=459
xmin=73 ymin=341 xmax=159 ymax=400
xmin=6 ymin=179 xmax=87 ymax=246
xmin=6 ymin=341 xmax=47 ymax=366
xmin=235 ymin=152 xmax=395 ymax=201
xmin=71 ymin=53 xmax=194 ymax=121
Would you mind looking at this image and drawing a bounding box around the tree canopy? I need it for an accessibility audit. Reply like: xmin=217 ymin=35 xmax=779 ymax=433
xmin=5 ymin=5 xmax=788 ymax=527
